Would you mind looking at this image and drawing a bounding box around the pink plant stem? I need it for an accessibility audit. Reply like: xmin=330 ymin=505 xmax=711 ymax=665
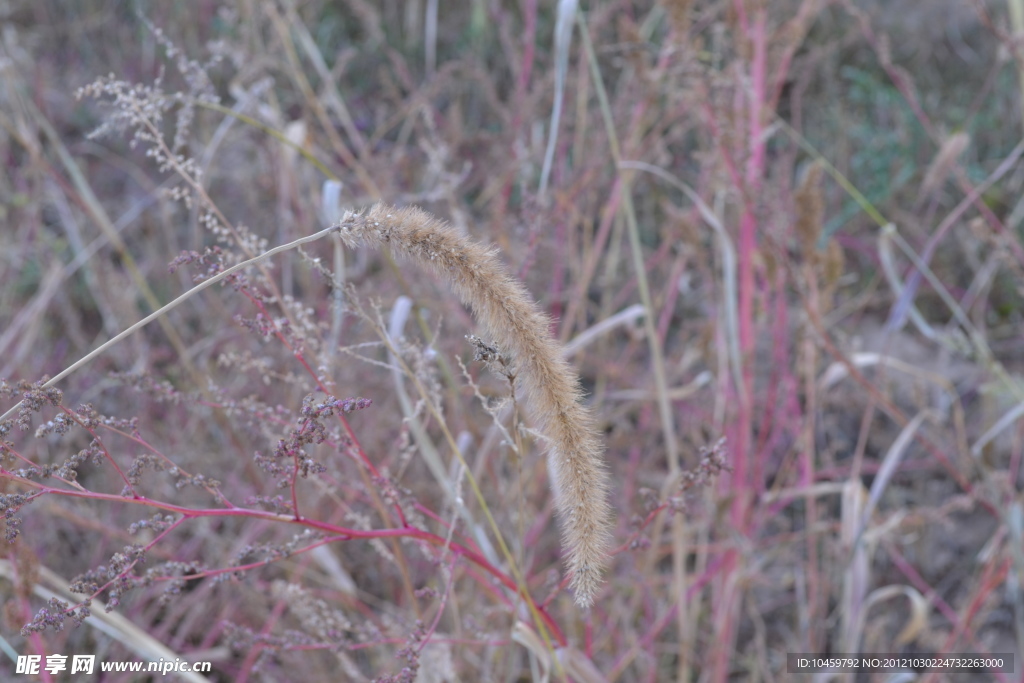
xmin=63 ymin=407 xmax=135 ymax=493
xmin=238 ymin=288 xmax=409 ymax=527
xmin=93 ymin=420 xmax=230 ymax=503
xmin=4 ymin=477 xmax=566 ymax=644
xmin=412 ymin=502 xmax=484 ymax=554
xmin=87 ymin=518 xmax=187 ymax=604
xmin=3 ymin=412 xmax=133 ymax=500
xmin=714 ymin=6 xmax=768 ymax=681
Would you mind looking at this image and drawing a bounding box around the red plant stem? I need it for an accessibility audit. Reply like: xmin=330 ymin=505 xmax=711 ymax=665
xmin=237 ymin=287 xmax=409 ymax=528
xmin=5 ymin=254 xmax=572 ymax=651
xmin=63 ymin=407 xmax=134 ymax=493
xmin=713 ymin=6 xmax=769 ymax=681
xmin=2 ymin=476 xmax=566 ymax=644
xmin=412 ymin=502 xmax=483 ymax=554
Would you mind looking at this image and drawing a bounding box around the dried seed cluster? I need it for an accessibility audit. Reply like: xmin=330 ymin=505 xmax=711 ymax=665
xmin=335 ymin=204 xmax=612 ymax=606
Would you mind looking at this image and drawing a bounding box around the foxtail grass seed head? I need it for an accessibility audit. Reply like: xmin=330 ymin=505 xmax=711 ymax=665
xmin=335 ymin=204 xmax=612 ymax=607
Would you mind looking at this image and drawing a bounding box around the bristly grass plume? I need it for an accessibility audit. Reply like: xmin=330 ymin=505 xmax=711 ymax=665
xmin=335 ymin=203 xmax=613 ymax=607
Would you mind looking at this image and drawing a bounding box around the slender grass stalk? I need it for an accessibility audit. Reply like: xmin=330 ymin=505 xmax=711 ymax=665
xmin=0 ymin=225 xmax=341 ymax=424
xmin=576 ymin=11 xmax=678 ymax=476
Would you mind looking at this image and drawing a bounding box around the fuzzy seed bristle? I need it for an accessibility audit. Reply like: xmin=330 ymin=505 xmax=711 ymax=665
xmin=336 ymin=203 xmax=613 ymax=607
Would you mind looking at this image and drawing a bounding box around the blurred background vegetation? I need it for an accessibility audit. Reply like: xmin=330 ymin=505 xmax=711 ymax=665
xmin=2 ymin=0 xmax=1024 ymax=680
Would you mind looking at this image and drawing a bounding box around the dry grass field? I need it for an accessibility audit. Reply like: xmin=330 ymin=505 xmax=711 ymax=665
xmin=1 ymin=1 xmax=1024 ymax=681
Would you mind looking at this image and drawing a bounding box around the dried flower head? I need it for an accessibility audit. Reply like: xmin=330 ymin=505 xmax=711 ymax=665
xmin=335 ymin=204 xmax=613 ymax=607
